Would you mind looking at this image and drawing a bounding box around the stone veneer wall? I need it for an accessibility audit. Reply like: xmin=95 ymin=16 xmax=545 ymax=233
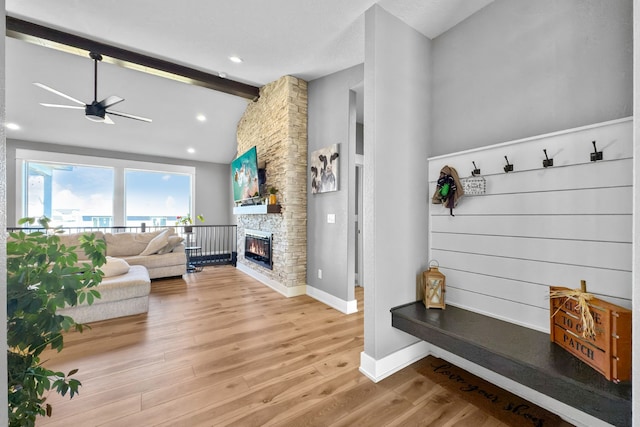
xmin=236 ymin=75 xmax=308 ymax=290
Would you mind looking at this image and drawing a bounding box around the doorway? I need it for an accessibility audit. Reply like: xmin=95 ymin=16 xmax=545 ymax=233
xmin=351 ymin=82 xmax=364 ymax=291
xmin=355 ymin=161 xmax=363 ymax=287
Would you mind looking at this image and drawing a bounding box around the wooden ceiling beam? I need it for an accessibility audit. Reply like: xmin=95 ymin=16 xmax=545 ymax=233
xmin=6 ymin=16 xmax=260 ymax=101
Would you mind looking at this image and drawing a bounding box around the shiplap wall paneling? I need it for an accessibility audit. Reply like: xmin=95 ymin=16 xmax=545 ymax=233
xmin=428 ymin=118 xmax=632 ymax=332
xmin=428 ymin=118 xmax=632 ymax=182
xmin=430 ymin=249 xmax=632 ymax=305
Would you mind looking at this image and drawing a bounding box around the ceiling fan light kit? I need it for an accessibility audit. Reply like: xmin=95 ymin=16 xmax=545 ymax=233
xmin=84 ymin=105 xmax=107 ymax=122
xmin=35 ymin=51 xmax=152 ymax=124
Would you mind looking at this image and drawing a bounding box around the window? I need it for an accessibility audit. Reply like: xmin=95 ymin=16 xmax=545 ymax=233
xmin=25 ymin=162 xmax=114 ymax=228
xmin=125 ymin=170 xmax=191 ymax=227
xmin=17 ymin=150 xmax=196 ymax=228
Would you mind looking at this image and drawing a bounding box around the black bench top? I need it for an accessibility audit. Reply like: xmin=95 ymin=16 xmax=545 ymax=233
xmin=391 ymin=301 xmax=631 ymax=427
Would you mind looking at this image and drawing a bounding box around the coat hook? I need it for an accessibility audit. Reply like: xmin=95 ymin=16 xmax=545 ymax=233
xmin=472 ymin=161 xmax=481 ymax=176
xmin=590 ymin=140 xmax=603 ymax=162
xmin=543 ymin=149 xmax=554 ymax=168
xmin=503 ymin=156 xmax=513 ymax=173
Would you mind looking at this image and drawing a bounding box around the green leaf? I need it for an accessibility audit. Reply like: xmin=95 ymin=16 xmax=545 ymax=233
xmin=7 ymin=216 xmax=106 ymax=425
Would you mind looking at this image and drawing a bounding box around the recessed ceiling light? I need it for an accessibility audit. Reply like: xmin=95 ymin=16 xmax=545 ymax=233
xmin=196 ymin=114 xmax=206 ymax=122
xmin=6 ymin=123 xmax=20 ymax=130
xmin=228 ymin=56 xmax=243 ymax=64
xmin=187 ymin=148 xmax=195 ymax=154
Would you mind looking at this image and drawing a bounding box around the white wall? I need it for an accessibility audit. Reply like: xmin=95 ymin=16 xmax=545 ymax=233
xmin=428 ymin=118 xmax=632 ymax=332
xmin=361 ymin=5 xmax=431 ymax=370
xmin=632 ymin=1 xmax=639 ymax=424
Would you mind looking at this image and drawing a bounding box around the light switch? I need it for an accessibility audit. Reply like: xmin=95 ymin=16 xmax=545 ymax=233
xmin=327 ymin=214 xmax=336 ymax=223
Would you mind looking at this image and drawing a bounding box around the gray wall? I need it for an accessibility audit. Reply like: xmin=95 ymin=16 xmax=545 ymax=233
xmin=363 ymin=5 xmax=431 ymax=359
xmin=307 ymin=64 xmax=364 ymax=302
xmin=1 ymin=0 xmax=9 ymax=418
xmin=6 ymin=139 xmax=232 ymax=226
xmin=431 ymin=0 xmax=633 ymax=156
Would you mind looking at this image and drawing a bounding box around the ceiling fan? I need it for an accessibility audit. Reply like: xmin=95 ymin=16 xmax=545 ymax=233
xmin=34 ymin=52 xmax=152 ymax=124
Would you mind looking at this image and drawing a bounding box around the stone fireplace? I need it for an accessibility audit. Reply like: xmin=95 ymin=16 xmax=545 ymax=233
xmin=235 ymin=75 xmax=308 ymax=296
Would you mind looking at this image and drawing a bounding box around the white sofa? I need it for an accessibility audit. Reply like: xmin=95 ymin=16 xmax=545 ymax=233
xmin=102 ymin=229 xmax=187 ymax=279
xmin=56 ymin=228 xmax=187 ymax=323
xmin=57 ymin=265 xmax=151 ymax=323
xmin=60 ymin=228 xmax=187 ymax=279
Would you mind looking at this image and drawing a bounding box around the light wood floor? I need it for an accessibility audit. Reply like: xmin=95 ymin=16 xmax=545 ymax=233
xmin=37 ymin=265 xmax=511 ymax=427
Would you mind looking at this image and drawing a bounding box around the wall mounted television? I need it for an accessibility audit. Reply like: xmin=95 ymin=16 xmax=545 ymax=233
xmin=231 ymin=146 xmax=260 ymax=204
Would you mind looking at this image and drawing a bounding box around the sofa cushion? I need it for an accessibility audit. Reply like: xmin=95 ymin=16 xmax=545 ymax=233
xmin=157 ymin=235 xmax=185 ymax=254
xmin=139 ymin=229 xmax=170 ymax=256
xmin=85 ymin=265 xmax=150 ymax=304
xmin=123 ymin=251 xmax=186 ymax=270
xmin=105 ymin=230 xmax=163 ymax=257
xmin=57 ymin=231 xmax=105 ymax=260
xmin=100 ymin=256 xmax=131 ymax=277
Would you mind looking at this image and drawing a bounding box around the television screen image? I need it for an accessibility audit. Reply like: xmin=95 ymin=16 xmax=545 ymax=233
xmin=232 ymin=146 xmax=260 ymax=203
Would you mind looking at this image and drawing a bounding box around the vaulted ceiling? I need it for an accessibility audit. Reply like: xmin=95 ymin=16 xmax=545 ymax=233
xmin=4 ymin=0 xmax=493 ymax=163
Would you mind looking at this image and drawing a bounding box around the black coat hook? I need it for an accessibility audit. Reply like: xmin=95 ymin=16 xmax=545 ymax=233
xmin=472 ymin=161 xmax=481 ymax=176
xmin=503 ymin=156 xmax=513 ymax=173
xmin=543 ymin=149 xmax=553 ymax=168
xmin=590 ymin=140 xmax=603 ymax=162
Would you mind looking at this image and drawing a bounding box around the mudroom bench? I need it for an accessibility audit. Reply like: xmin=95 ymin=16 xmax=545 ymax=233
xmin=390 ymin=302 xmax=631 ymax=427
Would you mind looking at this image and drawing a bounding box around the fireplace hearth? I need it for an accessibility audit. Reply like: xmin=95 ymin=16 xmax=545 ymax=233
xmin=244 ymin=229 xmax=273 ymax=269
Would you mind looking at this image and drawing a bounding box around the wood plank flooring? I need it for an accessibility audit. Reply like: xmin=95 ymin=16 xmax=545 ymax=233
xmin=36 ymin=265 xmax=511 ymax=427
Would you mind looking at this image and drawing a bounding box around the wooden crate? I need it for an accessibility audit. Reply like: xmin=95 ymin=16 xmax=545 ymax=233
xmin=550 ymin=286 xmax=632 ymax=383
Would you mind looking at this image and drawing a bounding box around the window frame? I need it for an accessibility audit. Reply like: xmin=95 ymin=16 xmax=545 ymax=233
xmin=15 ymin=149 xmax=196 ymax=227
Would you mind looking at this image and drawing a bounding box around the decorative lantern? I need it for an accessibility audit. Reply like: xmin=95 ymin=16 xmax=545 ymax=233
xmin=423 ymin=260 xmax=446 ymax=309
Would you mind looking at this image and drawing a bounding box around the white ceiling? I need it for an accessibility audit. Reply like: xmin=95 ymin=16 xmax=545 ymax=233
xmin=4 ymin=0 xmax=493 ymax=164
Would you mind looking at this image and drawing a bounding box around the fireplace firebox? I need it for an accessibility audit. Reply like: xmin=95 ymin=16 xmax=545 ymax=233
xmin=244 ymin=229 xmax=273 ymax=269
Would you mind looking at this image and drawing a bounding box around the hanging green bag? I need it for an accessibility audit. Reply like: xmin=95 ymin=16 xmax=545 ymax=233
xmin=439 ymin=183 xmax=450 ymax=198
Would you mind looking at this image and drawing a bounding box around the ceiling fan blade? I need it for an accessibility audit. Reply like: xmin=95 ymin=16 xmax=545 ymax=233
xmin=34 ymin=82 xmax=85 ymax=106
xmin=39 ymin=103 xmax=85 ymax=109
xmin=99 ymin=95 xmax=124 ymax=109
xmin=103 ymin=115 xmax=115 ymax=125
xmin=107 ymin=109 xmax=152 ymax=123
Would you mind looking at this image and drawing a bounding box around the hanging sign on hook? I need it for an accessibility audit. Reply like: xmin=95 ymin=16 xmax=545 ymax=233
xmin=460 ymin=175 xmax=486 ymax=195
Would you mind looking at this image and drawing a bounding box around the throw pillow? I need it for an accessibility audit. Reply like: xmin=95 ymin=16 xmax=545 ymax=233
xmin=104 ymin=229 xmax=164 ymax=257
xmin=139 ymin=229 xmax=170 ymax=256
xmin=100 ymin=256 xmax=130 ymax=278
xmin=157 ymin=235 xmax=185 ymax=255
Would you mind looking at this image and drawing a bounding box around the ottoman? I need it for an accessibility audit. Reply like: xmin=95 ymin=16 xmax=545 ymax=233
xmin=58 ymin=265 xmax=151 ymax=324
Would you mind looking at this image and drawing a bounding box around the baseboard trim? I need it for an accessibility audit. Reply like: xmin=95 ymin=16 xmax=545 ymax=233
xmin=306 ymin=285 xmax=358 ymax=314
xmin=236 ymin=263 xmax=306 ymax=298
xmin=359 ymin=341 xmax=430 ymax=383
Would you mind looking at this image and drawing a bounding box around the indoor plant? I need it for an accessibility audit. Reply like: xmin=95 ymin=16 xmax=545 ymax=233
xmin=7 ymin=217 xmax=106 ymax=426
xmin=176 ymin=213 xmax=205 ymax=232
